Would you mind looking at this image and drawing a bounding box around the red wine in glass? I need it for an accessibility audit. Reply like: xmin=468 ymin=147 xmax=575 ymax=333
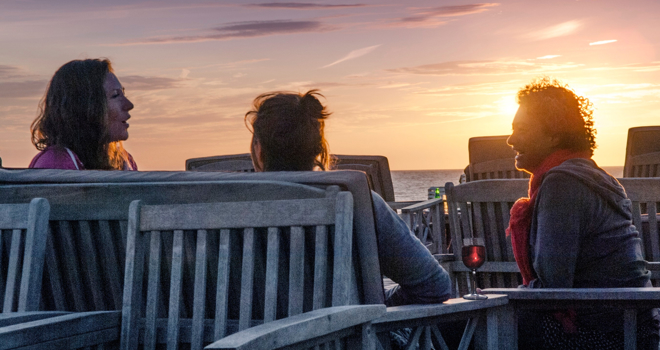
xmin=462 ymin=245 xmax=486 ymax=269
xmin=462 ymin=238 xmax=488 ymax=300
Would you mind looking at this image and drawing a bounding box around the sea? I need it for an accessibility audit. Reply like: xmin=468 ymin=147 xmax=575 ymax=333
xmin=391 ymin=166 xmax=624 ymax=202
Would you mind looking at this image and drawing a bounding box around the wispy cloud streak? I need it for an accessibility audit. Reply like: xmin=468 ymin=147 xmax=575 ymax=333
xmin=523 ymin=20 xmax=581 ymax=41
xmin=121 ymin=20 xmax=335 ymax=45
xmin=322 ymin=44 xmax=381 ymax=68
xmin=589 ymin=39 xmax=617 ymax=46
xmin=389 ymin=59 xmax=582 ymax=76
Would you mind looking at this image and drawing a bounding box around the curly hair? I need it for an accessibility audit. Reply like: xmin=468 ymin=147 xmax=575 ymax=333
xmin=516 ymin=76 xmax=596 ymax=155
xmin=245 ymin=90 xmax=333 ymax=171
xmin=31 ymin=59 xmax=129 ymax=170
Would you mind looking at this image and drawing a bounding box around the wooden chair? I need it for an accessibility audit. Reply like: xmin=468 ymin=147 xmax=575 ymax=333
xmin=0 ymin=198 xmax=50 ymax=313
xmin=467 ymin=136 xmax=529 ymax=181
xmin=623 ymin=126 xmax=660 ymax=177
xmin=0 ymin=170 xmax=384 ymax=308
xmin=0 ymin=185 xmax=386 ymax=349
xmin=185 ymin=153 xmax=396 ymax=202
xmin=444 ymin=180 xmax=529 ymax=297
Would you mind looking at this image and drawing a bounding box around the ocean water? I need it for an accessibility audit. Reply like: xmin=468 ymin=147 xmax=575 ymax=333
xmin=392 ymin=166 xmax=624 ymax=202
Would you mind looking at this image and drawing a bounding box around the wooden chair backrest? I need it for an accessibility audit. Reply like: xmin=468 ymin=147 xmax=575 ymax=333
xmin=0 ymin=169 xmax=383 ymax=310
xmin=445 ymin=179 xmax=528 ymax=296
xmin=184 ymin=154 xmax=396 ymax=202
xmin=0 ymin=198 xmax=49 ymax=312
xmin=624 ymin=126 xmax=660 ymax=177
xmin=186 ymin=154 xmax=255 ymax=173
xmin=120 ymin=186 xmax=355 ymax=349
xmin=618 ymin=178 xmax=660 ymax=284
xmin=467 ymin=135 xmax=529 ymax=181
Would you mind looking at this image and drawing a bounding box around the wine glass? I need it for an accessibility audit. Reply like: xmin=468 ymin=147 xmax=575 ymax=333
xmin=462 ymin=237 xmax=488 ymax=300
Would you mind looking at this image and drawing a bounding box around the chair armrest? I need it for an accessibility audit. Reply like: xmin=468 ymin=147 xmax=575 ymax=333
xmin=0 ymin=311 xmax=121 ymax=350
xmin=0 ymin=311 xmax=71 ymax=327
xmin=481 ymin=287 xmax=660 ymax=308
xmin=387 ymin=201 xmax=423 ymax=211
xmin=399 ymin=198 xmax=444 ymax=213
xmin=205 ymin=305 xmax=386 ymax=350
xmin=373 ymin=295 xmax=508 ymax=325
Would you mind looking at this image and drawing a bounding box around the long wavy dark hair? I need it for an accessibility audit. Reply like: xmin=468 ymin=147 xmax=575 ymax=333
xmin=31 ymin=58 xmax=128 ymax=170
xmin=245 ymin=90 xmax=332 ymax=171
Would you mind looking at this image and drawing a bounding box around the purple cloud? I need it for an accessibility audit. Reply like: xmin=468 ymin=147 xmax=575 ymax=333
xmin=121 ymin=75 xmax=183 ymax=90
xmin=124 ymin=20 xmax=335 ymax=45
xmin=246 ymin=2 xmax=366 ymax=9
xmin=0 ymin=80 xmax=48 ymax=99
xmin=392 ymin=3 xmax=499 ymax=27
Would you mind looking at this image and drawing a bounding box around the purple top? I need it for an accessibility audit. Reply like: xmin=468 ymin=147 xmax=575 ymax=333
xmin=29 ymin=146 xmax=138 ymax=171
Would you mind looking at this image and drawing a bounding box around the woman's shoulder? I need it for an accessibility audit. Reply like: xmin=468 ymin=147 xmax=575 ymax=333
xmin=29 ymin=146 xmax=84 ymax=170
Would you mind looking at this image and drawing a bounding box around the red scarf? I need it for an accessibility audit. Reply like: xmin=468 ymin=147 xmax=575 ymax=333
xmin=506 ymin=149 xmax=592 ymax=286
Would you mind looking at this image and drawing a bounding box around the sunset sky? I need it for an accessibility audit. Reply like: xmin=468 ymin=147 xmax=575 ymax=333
xmin=1 ymin=0 xmax=659 ymax=170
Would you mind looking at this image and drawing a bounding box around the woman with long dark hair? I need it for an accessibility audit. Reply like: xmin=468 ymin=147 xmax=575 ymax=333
xmin=29 ymin=58 xmax=137 ymax=170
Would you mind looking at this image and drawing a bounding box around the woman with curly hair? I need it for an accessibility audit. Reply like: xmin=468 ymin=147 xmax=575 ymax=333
xmin=29 ymin=58 xmax=137 ymax=170
xmin=507 ymin=77 xmax=659 ymax=349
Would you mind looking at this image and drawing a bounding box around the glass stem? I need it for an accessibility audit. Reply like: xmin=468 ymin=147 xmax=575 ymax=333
xmin=470 ymin=269 xmax=477 ymax=295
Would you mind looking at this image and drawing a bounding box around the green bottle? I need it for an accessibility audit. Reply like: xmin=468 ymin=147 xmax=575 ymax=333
xmin=435 ymin=187 xmax=441 ymax=198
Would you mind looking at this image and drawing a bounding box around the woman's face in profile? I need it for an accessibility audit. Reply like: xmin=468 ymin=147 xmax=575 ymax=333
xmin=104 ymin=72 xmax=134 ymax=142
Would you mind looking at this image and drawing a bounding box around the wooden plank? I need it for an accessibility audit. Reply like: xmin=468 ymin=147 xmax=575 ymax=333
xmin=166 ymin=229 xmax=185 ymax=350
xmin=263 ymin=228 xmax=280 ymax=322
xmin=647 ymin=202 xmax=660 ymax=262
xmin=43 ymin=231 xmax=66 ymax=310
xmin=18 ymin=198 xmax=49 ymax=312
xmin=205 ymin=305 xmax=386 ymax=350
xmin=140 ymin=199 xmax=336 ymax=231
xmin=144 ymin=231 xmax=162 ymax=350
xmin=56 ymin=221 xmax=86 ymax=312
xmin=239 ymin=228 xmax=255 ymax=331
xmin=191 ymin=229 xmax=208 ymax=350
xmin=624 ymin=309 xmax=637 ymax=350
xmin=288 ymin=226 xmax=304 ymax=316
xmin=372 ymin=295 xmax=509 ymax=324
xmin=77 ymin=221 xmax=105 ymax=310
xmin=332 ymin=192 xmax=353 ymax=306
xmin=97 ymin=220 xmax=123 ymax=309
xmin=0 ymin=204 xmax=28 ymax=230
xmin=214 ymin=229 xmax=231 ymax=339
xmin=120 ymin=200 xmax=145 ymax=350
xmin=486 ymin=202 xmax=505 ymax=289
xmin=312 ymin=226 xmax=328 ymax=310
xmin=3 ymin=229 xmax=23 ymax=313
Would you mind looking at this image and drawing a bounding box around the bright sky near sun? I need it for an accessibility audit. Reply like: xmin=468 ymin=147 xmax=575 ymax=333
xmin=1 ymin=0 xmax=659 ymax=170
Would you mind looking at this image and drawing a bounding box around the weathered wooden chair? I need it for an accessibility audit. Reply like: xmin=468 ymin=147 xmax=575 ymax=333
xmin=0 ymin=184 xmax=386 ymax=349
xmin=0 ymin=198 xmax=50 ymax=313
xmin=444 ymin=179 xmax=529 ymax=297
xmin=623 ymin=126 xmax=660 ymax=177
xmin=466 ymin=136 xmax=529 ymax=181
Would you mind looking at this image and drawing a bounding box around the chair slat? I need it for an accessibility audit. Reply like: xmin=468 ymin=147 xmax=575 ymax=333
xmin=18 ymin=198 xmax=49 ymax=312
xmin=3 ymin=229 xmax=23 ymax=312
xmin=289 ymin=226 xmax=305 ymax=316
xmin=43 ymin=232 xmax=66 ymax=310
xmin=239 ymin=228 xmax=255 ymax=331
xmin=0 ymin=231 xmax=4 ymax=301
xmin=647 ymin=202 xmax=660 ymax=262
xmin=78 ymin=221 xmax=105 ymax=310
xmin=213 ymin=229 xmax=231 ymax=339
xmin=631 ymin=202 xmax=645 ymax=257
xmin=332 ymin=192 xmax=354 ymax=306
xmin=313 ymin=226 xmax=328 ymax=310
xmin=264 ymin=227 xmax=280 ymax=322
xmin=98 ymin=220 xmax=123 ymax=309
xmin=167 ymin=229 xmax=185 ymax=350
xmin=144 ymin=231 xmax=162 ymax=350
xmin=57 ymin=221 xmax=86 ymax=311
xmin=486 ymin=202 xmax=504 ymax=288
xmin=191 ymin=229 xmax=208 ymax=350
xmin=121 ymin=200 xmax=145 ymax=350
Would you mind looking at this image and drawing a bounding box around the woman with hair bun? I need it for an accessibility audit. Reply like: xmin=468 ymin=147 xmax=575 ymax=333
xmin=29 ymin=58 xmax=137 ymax=170
xmin=245 ymin=90 xmax=452 ymax=308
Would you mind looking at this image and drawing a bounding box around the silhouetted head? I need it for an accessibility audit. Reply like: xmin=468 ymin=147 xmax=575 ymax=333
xmin=245 ymin=90 xmax=332 ymax=172
xmin=31 ymin=58 xmax=134 ymax=170
xmin=507 ymin=77 xmax=596 ymax=172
